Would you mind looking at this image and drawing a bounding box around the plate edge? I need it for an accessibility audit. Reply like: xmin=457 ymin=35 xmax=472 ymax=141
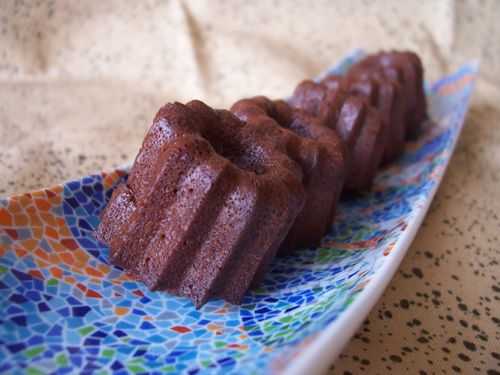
xmin=282 ymin=61 xmax=479 ymax=375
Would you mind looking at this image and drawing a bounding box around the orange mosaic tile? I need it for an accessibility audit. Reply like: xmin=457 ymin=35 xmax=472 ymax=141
xmin=21 ymin=239 xmax=38 ymax=251
xmin=58 ymin=225 xmax=71 ymax=237
xmin=61 ymin=238 xmax=79 ymax=250
xmin=35 ymin=199 xmax=51 ymax=211
xmin=85 ymin=267 xmax=103 ymax=278
xmin=74 ymin=250 xmax=90 ymax=265
xmin=0 ymin=208 xmax=12 ymax=226
xmin=14 ymin=247 xmax=27 ymax=258
xmin=29 ymin=214 xmax=43 ymax=228
xmin=48 ymin=239 xmax=65 ymax=252
xmin=85 ymin=289 xmax=102 ymax=298
xmin=115 ymin=307 xmax=129 ymax=316
xmin=40 ymin=212 xmax=57 ymax=227
xmin=171 ymin=326 xmax=192 ymax=334
xmin=34 ymin=248 xmax=49 ymax=261
xmin=50 ymin=267 xmax=63 ymax=278
xmin=13 ymin=214 xmax=29 ymax=226
xmin=48 ymin=253 xmax=62 ymax=264
xmin=45 ymin=226 xmax=59 ymax=239
xmin=59 ymin=252 xmax=75 ymax=265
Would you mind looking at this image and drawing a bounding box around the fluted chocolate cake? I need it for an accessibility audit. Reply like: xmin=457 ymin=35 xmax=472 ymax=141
xmin=97 ymin=49 xmax=428 ymax=307
xmin=231 ymin=96 xmax=346 ymax=254
xmin=97 ymin=100 xmax=305 ymax=307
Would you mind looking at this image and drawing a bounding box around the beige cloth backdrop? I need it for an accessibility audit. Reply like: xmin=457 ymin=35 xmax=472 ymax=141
xmin=1 ymin=1 xmax=499 ymax=374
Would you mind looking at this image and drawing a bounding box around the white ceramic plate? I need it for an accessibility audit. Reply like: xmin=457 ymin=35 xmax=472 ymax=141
xmin=0 ymin=53 xmax=478 ymax=374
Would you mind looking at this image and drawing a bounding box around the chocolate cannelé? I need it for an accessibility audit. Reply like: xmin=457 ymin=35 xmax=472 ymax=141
xmin=97 ymin=100 xmax=305 ymax=307
xmin=231 ymin=97 xmax=346 ymax=254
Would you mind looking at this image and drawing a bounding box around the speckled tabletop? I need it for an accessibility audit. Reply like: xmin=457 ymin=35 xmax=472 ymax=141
xmin=1 ymin=1 xmax=499 ymax=374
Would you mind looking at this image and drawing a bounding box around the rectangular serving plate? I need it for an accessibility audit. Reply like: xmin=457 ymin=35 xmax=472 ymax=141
xmin=0 ymin=53 xmax=478 ymax=375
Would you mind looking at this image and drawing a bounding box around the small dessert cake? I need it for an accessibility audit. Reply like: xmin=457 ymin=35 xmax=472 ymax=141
xmin=97 ymin=100 xmax=305 ymax=307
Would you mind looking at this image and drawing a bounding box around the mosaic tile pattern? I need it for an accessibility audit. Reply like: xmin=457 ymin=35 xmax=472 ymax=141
xmin=0 ymin=55 xmax=477 ymax=374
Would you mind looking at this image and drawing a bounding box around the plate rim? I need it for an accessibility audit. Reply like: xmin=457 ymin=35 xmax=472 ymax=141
xmin=283 ymin=60 xmax=479 ymax=375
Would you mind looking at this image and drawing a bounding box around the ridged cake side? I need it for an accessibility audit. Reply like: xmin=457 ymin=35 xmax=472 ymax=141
xmin=97 ymin=101 xmax=305 ymax=307
xmin=231 ymin=97 xmax=346 ymax=254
